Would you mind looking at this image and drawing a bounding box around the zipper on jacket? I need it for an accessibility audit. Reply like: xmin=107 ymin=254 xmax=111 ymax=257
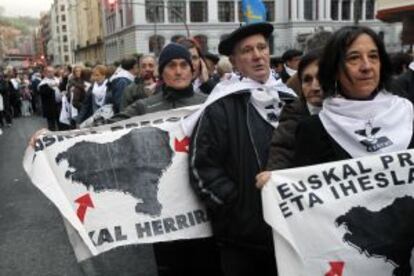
xmin=246 ymin=101 xmax=263 ymax=170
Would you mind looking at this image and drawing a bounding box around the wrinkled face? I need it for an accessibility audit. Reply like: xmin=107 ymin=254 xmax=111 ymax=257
xmin=286 ymin=56 xmax=301 ymax=70
xmin=92 ymin=70 xmax=106 ymax=83
xmin=301 ymin=61 xmax=323 ymax=106
xmin=232 ymin=34 xmax=270 ymax=83
xmin=338 ymin=34 xmax=381 ymax=99
xmin=188 ymin=47 xmax=201 ymax=78
xmin=162 ymin=58 xmax=193 ymax=89
xmin=140 ymin=57 xmax=156 ymax=79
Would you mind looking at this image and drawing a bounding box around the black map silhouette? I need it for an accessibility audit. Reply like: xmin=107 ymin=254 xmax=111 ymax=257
xmin=336 ymin=196 xmax=414 ymax=276
xmin=55 ymin=127 xmax=174 ymax=216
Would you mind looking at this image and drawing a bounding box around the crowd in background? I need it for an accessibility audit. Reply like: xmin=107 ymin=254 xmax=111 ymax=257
xmin=1 ymin=34 xmax=412 ymax=136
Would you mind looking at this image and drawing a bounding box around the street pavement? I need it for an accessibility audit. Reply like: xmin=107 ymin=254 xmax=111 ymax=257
xmin=0 ymin=115 xmax=82 ymax=275
xmin=0 ymin=115 xmax=157 ymax=276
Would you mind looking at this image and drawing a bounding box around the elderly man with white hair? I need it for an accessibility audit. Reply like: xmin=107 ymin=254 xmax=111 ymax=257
xmin=189 ymin=22 xmax=296 ymax=276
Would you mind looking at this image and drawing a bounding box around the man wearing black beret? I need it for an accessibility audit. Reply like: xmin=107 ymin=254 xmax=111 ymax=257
xmin=189 ymin=22 xmax=296 ymax=275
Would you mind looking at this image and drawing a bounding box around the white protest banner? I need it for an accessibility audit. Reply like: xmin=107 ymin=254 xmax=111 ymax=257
xmin=23 ymin=107 xmax=212 ymax=260
xmin=262 ymin=150 xmax=414 ymax=276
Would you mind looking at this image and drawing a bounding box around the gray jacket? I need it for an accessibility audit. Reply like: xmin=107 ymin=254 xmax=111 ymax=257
xmin=109 ymin=84 xmax=206 ymax=123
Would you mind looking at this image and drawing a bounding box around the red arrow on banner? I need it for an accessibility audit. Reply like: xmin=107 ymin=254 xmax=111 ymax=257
xmin=325 ymin=261 xmax=345 ymax=276
xmin=75 ymin=193 xmax=94 ymax=223
xmin=174 ymin=136 xmax=190 ymax=153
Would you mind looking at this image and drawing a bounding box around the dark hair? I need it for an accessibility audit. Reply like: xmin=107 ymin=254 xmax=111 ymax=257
xmin=120 ymin=56 xmax=138 ymax=71
xmin=176 ymin=37 xmax=204 ymax=59
xmin=270 ymin=56 xmax=284 ymax=66
xmin=318 ymin=26 xmax=392 ymax=98
xmin=282 ymin=49 xmax=303 ymax=62
xmin=81 ymin=68 xmax=92 ymax=82
xmin=297 ymin=48 xmax=322 ymax=82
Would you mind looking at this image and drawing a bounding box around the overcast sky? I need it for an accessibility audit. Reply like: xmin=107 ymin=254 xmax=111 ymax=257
xmin=0 ymin=0 xmax=53 ymax=18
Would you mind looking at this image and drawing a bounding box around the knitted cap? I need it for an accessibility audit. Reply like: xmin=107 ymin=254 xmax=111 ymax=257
xmin=158 ymin=43 xmax=193 ymax=76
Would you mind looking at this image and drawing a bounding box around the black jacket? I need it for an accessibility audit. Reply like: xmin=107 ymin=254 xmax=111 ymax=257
xmin=391 ymin=69 xmax=414 ymax=104
xmin=39 ymin=84 xmax=59 ymax=119
xmin=190 ymin=91 xmax=294 ymax=251
xmin=267 ymin=98 xmax=311 ymax=171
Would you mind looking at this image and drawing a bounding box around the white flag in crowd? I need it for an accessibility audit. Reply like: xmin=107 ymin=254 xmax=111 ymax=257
xmin=262 ymin=150 xmax=414 ymax=276
xmin=23 ymin=107 xmax=212 ymax=260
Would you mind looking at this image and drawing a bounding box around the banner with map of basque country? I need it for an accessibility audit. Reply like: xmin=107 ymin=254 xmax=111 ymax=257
xmin=23 ymin=107 xmax=212 ymax=260
xmin=262 ymin=150 xmax=414 ymax=276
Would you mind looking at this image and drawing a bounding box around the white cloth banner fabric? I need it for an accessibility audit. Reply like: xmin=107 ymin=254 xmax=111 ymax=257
xmin=23 ymin=107 xmax=212 ymax=259
xmin=0 ymin=94 xmax=4 ymax=111
xmin=262 ymin=150 xmax=414 ymax=276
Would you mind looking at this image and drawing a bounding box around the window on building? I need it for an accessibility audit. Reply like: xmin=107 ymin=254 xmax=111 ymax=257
xmin=194 ymin=35 xmax=208 ymax=52
xmin=62 ymin=25 xmax=67 ymax=32
xmin=146 ymin=0 xmax=165 ymax=23
xmin=342 ymin=0 xmax=350 ymax=20
xmin=264 ymin=0 xmax=275 ymax=22
xmin=190 ymin=1 xmax=208 ymax=22
xmin=60 ymin=5 xmax=65 ymax=12
xmin=354 ymin=0 xmax=363 ymax=21
xmin=61 ymin=14 xmax=66 ymax=22
xmin=56 ymin=26 xmax=59 ymax=33
xmin=149 ymin=35 xmax=165 ymax=54
xmin=56 ymin=15 xmax=59 ymax=23
xmin=331 ymin=0 xmax=338 ymax=20
xmin=268 ymin=35 xmax=274 ymax=55
xmin=168 ymin=1 xmax=187 ymax=23
xmin=238 ymin=1 xmax=243 ymax=22
xmin=366 ymin=0 xmax=375 ymax=19
xmin=106 ymin=13 xmax=116 ymax=34
xmin=64 ymin=55 xmax=69 ymax=62
xmin=63 ymin=35 xmax=68 ymax=42
xmin=171 ymin=34 xmax=186 ymax=42
xmin=218 ymin=1 xmax=234 ymax=22
xmin=126 ymin=1 xmax=134 ymax=26
xmin=64 ymin=45 xmax=68 ymax=52
xmin=304 ymin=0 xmax=313 ymax=20
xmin=119 ymin=7 xmax=124 ymax=27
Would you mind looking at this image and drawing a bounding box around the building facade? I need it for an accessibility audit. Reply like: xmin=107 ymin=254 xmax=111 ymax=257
xmin=49 ymin=0 xmax=75 ymax=65
xmin=376 ymin=0 xmax=414 ymax=45
xmin=72 ymin=0 xmax=105 ymax=64
xmin=102 ymin=0 xmax=402 ymax=63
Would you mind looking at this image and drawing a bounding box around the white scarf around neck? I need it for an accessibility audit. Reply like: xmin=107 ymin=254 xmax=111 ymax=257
xmin=284 ymin=64 xmax=297 ymax=77
xmin=92 ymin=80 xmax=108 ymax=107
xmin=38 ymin=77 xmax=60 ymax=91
xmin=319 ymin=91 xmax=414 ymax=158
xmin=249 ymin=74 xmax=286 ymax=129
xmin=181 ymin=73 xmax=296 ymax=135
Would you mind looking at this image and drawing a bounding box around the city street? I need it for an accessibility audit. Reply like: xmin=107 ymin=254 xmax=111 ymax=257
xmin=0 ymin=116 xmax=82 ymax=275
xmin=0 ymin=116 xmax=156 ymax=276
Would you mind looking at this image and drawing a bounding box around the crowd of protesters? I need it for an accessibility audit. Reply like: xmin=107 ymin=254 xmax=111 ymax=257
xmin=22 ymin=23 xmax=414 ymax=276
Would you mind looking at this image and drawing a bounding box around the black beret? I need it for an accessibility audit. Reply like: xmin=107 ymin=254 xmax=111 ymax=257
xmin=282 ymin=49 xmax=303 ymax=62
xmin=218 ymin=22 xmax=274 ymax=56
xmin=204 ymin=52 xmax=220 ymax=64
